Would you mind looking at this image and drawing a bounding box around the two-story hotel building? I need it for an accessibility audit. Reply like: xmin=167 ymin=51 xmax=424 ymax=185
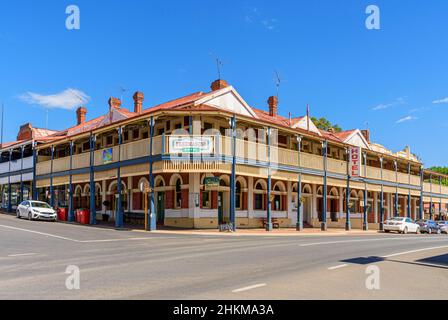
xmin=1 ymin=80 xmax=447 ymax=230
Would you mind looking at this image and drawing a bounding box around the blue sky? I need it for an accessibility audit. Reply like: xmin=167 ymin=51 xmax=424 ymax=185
xmin=0 ymin=0 xmax=447 ymax=167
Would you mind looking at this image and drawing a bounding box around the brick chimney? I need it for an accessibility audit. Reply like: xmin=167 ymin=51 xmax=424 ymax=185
xmin=76 ymin=107 xmax=87 ymax=125
xmin=361 ymin=129 xmax=370 ymax=143
xmin=133 ymin=91 xmax=144 ymax=114
xmin=268 ymin=96 xmax=278 ymax=117
xmin=108 ymin=97 xmax=121 ymax=111
xmin=17 ymin=123 xmax=33 ymax=141
xmin=211 ymin=79 xmax=229 ymax=91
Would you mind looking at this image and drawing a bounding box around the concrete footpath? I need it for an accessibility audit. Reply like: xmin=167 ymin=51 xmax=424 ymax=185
xmin=0 ymin=211 xmax=385 ymax=237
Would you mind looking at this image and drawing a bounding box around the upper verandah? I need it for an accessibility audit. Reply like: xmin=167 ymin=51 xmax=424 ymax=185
xmin=30 ymin=79 xmax=420 ymax=164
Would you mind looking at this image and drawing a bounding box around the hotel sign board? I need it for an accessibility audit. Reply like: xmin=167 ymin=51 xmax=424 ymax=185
xmin=204 ymin=177 xmax=220 ymax=190
xmin=169 ymin=136 xmax=214 ymax=154
xmin=349 ymin=147 xmax=362 ymax=177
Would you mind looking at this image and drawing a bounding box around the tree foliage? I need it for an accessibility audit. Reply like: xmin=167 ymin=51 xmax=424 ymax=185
xmin=311 ymin=117 xmax=343 ymax=133
xmin=428 ymin=167 xmax=448 ymax=186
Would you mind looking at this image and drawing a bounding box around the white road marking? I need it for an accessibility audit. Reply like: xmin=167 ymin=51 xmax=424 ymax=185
xmin=328 ymin=264 xmax=348 ymax=270
xmin=232 ymin=283 xmax=267 ymax=293
xmin=0 ymin=224 xmax=80 ymax=242
xmin=0 ymin=224 xmax=174 ymax=243
xmin=8 ymin=253 xmax=37 ymax=257
xmin=79 ymin=237 xmax=175 ymax=243
xmin=300 ymin=237 xmax=443 ymax=247
xmin=381 ymin=245 xmax=448 ymax=258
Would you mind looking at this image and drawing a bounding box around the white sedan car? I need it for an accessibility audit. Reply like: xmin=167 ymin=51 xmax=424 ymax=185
xmin=16 ymin=200 xmax=57 ymax=222
xmin=384 ymin=217 xmax=420 ymax=234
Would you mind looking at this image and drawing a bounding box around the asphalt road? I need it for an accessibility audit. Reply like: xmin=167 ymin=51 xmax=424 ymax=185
xmin=0 ymin=214 xmax=447 ymax=300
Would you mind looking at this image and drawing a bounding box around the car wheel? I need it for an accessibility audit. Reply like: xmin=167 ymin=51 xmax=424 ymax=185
xmin=403 ymin=227 xmax=408 ymax=234
xmin=384 ymin=230 xmax=390 ymax=233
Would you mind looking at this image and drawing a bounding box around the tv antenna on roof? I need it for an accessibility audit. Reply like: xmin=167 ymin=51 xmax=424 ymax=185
xmin=209 ymin=52 xmax=223 ymax=80
xmin=216 ymin=58 xmax=223 ymax=80
xmin=274 ymin=70 xmax=283 ymax=99
xmin=119 ymin=86 xmax=127 ymax=103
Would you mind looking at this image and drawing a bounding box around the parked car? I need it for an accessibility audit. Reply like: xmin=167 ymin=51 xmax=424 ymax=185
xmin=384 ymin=217 xmax=420 ymax=234
xmin=16 ymin=200 xmax=57 ymax=222
xmin=437 ymin=221 xmax=448 ymax=234
xmin=415 ymin=219 xmax=441 ymax=234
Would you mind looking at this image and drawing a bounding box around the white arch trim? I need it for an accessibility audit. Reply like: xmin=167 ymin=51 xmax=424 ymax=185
xmin=273 ymin=181 xmax=286 ymax=192
xmin=108 ymin=180 xmax=127 ymax=192
xmin=169 ymin=173 xmax=183 ymax=186
xmin=254 ymin=179 xmax=268 ymax=190
xmin=74 ymin=185 xmax=83 ymax=196
xmin=154 ymin=175 xmax=166 ymax=187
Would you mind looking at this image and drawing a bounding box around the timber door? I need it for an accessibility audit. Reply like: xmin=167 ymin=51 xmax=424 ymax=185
xmin=218 ymin=192 xmax=224 ymax=224
xmin=157 ymin=192 xmax=165 ymax=225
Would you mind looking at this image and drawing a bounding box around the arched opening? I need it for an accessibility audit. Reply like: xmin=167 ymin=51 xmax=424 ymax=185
xmin=254 ymin=180 xmax=267 ymax=211
xmin=154 ymin=176 xmax=166 ymax=225
xmin=317 ymin=186 xmax=324 ymax=222
xmin=95 ymin=183 xmax=102 ymax=211
xmin=272 ymin=181 xmax=286 ymax=211
xmin=107 ymin=180 xmax=128 ymax=220
xmin=201 ymin=174 xmax=214 ymax=210
xmin=74 ymin=185 xmax=82 ymax=209
xmin=329 ymin=187 xmax=339 ymax=222
xmin=174 ymin=178 xmax=182 ymax=209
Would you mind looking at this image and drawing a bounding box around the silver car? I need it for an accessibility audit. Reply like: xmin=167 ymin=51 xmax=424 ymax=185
xmin=16 ymin=200 xmax=57 ymax=221
xmin=437 ymin=221 xmax=448 ymax=234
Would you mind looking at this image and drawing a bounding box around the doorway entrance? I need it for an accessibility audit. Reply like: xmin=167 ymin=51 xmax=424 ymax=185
xmin=156 ymin=192 xmax=165 ymax=225
xmin=218 ymin=192 xmax=224 ymax=224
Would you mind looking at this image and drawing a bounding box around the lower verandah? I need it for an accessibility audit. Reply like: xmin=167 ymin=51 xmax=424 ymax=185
xmin=36 ymin=172 xmax=435 ymax=230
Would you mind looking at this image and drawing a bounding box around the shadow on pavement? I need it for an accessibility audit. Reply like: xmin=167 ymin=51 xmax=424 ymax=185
xmin=340 ymin=256 xmax=385 ymax=265
xmin=341 ymin=254 xmax=448 ymax=269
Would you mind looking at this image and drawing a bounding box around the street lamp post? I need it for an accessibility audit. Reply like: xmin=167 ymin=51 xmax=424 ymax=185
xmin=379 ymin=157 xmax=384 ymax=231
xmin=321 ymin=140 xmax=328 ymax=231
xmin=296 ymin=135 xmax=303 ymax=231
xmin=363 ymin=152 xmax=368 ymax=231
xmin=266 ymin=127 xmax=273 ymax=232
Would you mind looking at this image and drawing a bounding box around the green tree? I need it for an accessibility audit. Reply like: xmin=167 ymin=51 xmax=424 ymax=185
xmin=311 ymin=117 xmax=343 ymax=133
xmin=428 ymin=167 xmax=448 ymax=186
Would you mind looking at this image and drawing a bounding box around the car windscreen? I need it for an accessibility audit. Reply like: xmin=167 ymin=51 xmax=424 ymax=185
xmin=390 ymin=217 xmax=405 ymax=221
xmin=31 ymin=202 xmax=51 ymax=209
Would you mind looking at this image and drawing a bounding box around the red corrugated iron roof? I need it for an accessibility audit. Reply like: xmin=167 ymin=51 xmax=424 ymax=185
xmin=333 ymin=129 xmax=356 ymax=141
xmin=143 ymin=92 xmax=206 ymax=113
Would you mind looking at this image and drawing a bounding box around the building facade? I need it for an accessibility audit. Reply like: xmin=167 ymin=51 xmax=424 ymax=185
xmin=2 ymin=80 xmax=448 ymax=230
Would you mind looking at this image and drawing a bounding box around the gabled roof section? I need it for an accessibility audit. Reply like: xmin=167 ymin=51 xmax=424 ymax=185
xmin=333 ymin=129 xmax=371 ymax=150
xmin=291 ymin=116 xmax=322 ymax=136
xmin=194 ymin=86 xmax=259 ymax=118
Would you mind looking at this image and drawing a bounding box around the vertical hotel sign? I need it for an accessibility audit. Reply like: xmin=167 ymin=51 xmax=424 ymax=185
xmin=349 ymin=147 xmax=362 ymax=177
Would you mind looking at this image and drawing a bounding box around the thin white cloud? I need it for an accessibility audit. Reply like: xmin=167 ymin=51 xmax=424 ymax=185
xmin=396 ymin=116 xmax=417 ymax=124
xmin=433 ymin=97 xmax=448 ymax=104
xmin=371 ymin=97 xmax=405 ymax=111
xmin=244 ymin=7 xmax=277 ymax=31
xmin=19 ymin=88 xmax=90 ymax=110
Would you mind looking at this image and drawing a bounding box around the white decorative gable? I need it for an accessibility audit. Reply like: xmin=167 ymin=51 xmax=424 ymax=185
xmin=194 ymin=86 xmax=258 ymax=118
xmin=344 ymin=130 xmax=371 ymax=150
xmin=292 ymin=116 xmax=322 ymax=136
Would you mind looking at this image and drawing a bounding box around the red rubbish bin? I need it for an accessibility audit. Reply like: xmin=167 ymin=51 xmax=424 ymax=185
xmin=79 ymin=210 xmax=90 ymax=225
xmin=75 ymin=209 xmax=81 ymax=223
xmin=57 ymin=208 xmax=68 ymax=221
